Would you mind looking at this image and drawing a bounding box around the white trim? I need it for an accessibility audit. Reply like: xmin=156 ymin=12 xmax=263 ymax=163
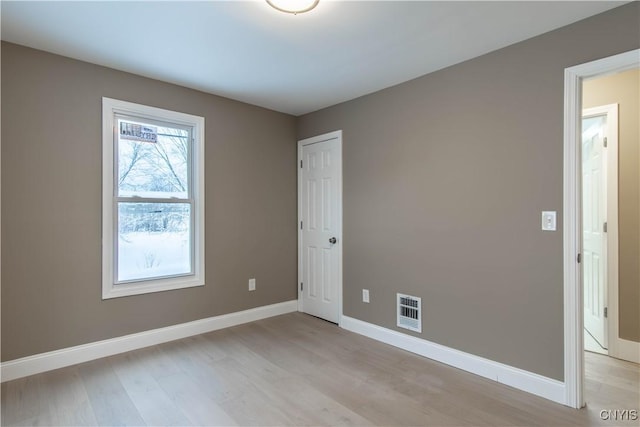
xmin=101 ymin=97 xmax=205 ymax=299
xmin=341 ymin=316 xmax=565 ymax=405
xmin=297 ymin=130 xmax=343 ymax=326
xmin=563 ymin=61 xmax=584 ymax=410
xmin=1 ymin=300 xmax=297 ymax=383
xmin=614 ymin=338 xmax=640 ymax=364
xmin=563 ymin=49 xmax=639 ymax=409
xmin=0 ymin=42 xmax=2 ymax=385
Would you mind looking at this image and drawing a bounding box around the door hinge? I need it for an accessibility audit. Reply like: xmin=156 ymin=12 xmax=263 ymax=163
xmin=577 ymin=253 xmax=581 ymax=263
xmin=603 ymin=222 xmax=608 ymax=233
xmin=604 ymin=307 xmax=608 ymax=318
xmin=300 ymin=282 xmax=304 ymax=291
xmin=300 ymin=221 xmax=303 ymax=230
xmin=603 ymin=137 xmax=608 ymax=148
xmin=300 ymin=160 xmax=303 ymax=168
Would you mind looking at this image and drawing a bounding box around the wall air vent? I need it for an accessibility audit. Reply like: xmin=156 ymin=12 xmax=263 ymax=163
xmin=397 ymin=293 xmax=421 ymax=333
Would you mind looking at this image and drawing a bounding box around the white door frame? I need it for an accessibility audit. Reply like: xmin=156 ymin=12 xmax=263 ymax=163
xmin=582 ymin=103 xmax=619 ymax=353
xmin=563 ymin=48 xmax=639 ymax=409
xmin=297 ymin=130 xmax=343 ymax=326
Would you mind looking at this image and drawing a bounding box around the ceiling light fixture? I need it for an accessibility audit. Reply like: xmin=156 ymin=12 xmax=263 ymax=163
xmin=266 ymin=0 xmax=319 ymax=15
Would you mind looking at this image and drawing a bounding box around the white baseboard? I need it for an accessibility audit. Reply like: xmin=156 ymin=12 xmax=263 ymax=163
xmin=341 ymin=316 xmax=566 ymax=405
xmin=1 ymin=300 xmax=297 ymax=382
xmin=613 ymin=337 xmax=640 ymax=364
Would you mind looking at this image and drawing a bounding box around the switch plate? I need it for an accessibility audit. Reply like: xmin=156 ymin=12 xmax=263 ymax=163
xmin=249 ymin=278 xmax=256 ymax=291
xmin=362 ymin=289 xmax=370 ymax=303
xmin=542 ymin=211 xmax=557 ymax=231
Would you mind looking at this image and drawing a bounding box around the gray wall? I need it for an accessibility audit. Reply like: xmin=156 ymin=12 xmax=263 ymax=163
xmin=1 ymin=42 xmax=297 ymax=361
xmin=584 ymin=68 xmax=640 ymax=343
xmin=2 ymin=3 xmax=639 ymax=381
xmin=297 ymin=3 xmax=639 ymax=381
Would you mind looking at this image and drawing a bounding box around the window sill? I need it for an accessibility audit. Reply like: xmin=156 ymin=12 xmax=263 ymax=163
xmin=102 ymin=275 xmax=204 ymax=299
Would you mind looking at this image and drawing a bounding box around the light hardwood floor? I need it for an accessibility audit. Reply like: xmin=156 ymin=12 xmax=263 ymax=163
xmin=2 ymin=313 xmax=639 ymax=426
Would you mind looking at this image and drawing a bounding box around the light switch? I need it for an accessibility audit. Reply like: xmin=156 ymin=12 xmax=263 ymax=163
xmin=542 ymin=211 xmax=557 ymax=231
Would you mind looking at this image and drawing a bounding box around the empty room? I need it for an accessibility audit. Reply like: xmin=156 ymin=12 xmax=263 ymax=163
xmin=1 ymin=1 xmax=639 ymax=426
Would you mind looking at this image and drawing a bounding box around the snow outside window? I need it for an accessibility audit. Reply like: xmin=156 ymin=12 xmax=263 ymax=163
xmin=102 ymin=98 xmax=205 ymax=299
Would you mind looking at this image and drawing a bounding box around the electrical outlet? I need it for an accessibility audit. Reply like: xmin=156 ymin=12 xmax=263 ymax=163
xmin=249 ymin=278 xmax=256 ymax=291
xmin=362 ymin=289 xmax=370 ymax=303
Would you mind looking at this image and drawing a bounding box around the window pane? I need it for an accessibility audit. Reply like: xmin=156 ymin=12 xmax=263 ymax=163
xmin=118 ymin=119 xmax=190 ymax=199
xmin=117 ymin=203 xmax=192 ymax=282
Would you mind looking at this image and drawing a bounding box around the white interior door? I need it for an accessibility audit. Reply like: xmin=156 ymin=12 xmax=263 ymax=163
xmin=298 ymin=131 xmax=342 ymax=324
xmin=582 ymin=114 xmax=608 ymax=350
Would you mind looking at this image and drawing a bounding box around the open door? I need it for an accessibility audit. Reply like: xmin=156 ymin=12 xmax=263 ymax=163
xmin=581 ymin=110 xmax=610 ymax=352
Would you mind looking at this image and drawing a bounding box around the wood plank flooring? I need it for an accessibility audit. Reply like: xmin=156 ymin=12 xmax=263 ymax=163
xmin=2 ymin=312 xmax=639 ymax=426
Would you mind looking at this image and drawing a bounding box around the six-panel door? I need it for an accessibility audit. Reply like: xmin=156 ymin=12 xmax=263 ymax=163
xmin=300 ymin=137 xmax=341 ymax=323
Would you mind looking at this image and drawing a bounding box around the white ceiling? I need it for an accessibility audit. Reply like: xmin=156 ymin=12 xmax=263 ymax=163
xmin=1 ymin=1 xmax=627 ymax=116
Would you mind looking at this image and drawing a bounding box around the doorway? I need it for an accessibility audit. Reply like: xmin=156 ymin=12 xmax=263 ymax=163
xmin=297 ymin=130 xmax=343 ymax=324
xmin=564 ymin=49 xmax=640 ymax=408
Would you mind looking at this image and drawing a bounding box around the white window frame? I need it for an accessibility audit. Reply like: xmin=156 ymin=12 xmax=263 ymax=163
xmin=102 ymin=97 xmax=205 ymax=299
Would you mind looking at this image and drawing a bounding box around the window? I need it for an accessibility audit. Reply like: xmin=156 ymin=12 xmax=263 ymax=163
xmin=102 ymin=98 xmax=204 ymax=299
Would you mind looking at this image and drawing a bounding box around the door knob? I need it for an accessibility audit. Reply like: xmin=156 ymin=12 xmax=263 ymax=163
xmin=329 ymin=237 xmax=337 ymax=244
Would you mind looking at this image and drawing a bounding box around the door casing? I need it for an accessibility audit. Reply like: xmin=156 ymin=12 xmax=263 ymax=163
xmin=563 ymin=48 xmax=639 ymax=409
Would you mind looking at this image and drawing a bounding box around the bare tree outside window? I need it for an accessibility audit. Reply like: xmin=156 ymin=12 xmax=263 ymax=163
xmin=117 ymin=122 xmax=192 ymax=281
xmin=118 ymin=126 xmax=189 ymax=198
